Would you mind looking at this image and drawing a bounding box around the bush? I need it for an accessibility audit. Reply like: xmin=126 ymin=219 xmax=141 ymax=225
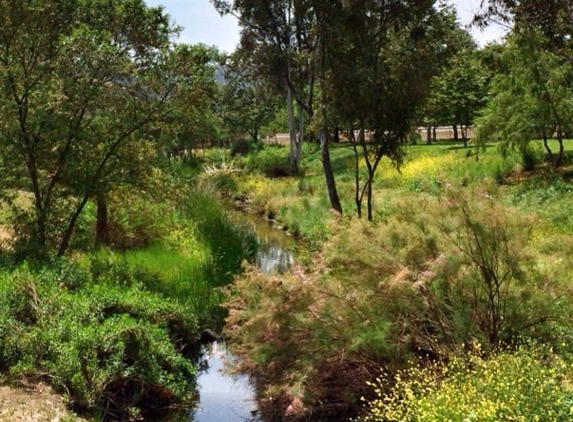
xmin=359 ymin=345 xmax=573 ymax=422
xmin=246 ymin=146 xmax=292 ymax=177
xmin=520 ymin=143 xmax=542 ymax=171
xmin=0 ymin=262 xmax=199 ymax=420
xmin=230 ymin=138 xmax=262 ymax=157
xmin=224 ymin=188 xmax=573 ymax=419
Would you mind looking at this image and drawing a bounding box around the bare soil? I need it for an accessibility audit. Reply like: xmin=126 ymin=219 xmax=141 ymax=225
xmin=0 ymin=383 xmax=88 ymax=422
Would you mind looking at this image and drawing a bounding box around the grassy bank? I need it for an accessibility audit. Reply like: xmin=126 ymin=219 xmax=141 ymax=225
xmin=0 ymin=172 xmax=257 ymax=420
xmin=216 ymin=139 xmax=573 ymax=421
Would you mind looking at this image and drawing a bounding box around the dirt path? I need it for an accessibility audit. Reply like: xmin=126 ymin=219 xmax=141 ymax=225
xmin=0 ymin=383 xmax=88 ymax=422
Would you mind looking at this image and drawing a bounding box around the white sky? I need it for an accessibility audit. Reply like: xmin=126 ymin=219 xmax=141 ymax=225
xmin=145 ymin=0 xmax=240 ymax=53
xmin=145 ymin=0 xmax=508 ymax=52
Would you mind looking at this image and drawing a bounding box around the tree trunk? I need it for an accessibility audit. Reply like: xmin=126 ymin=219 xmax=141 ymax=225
xmin=296 ymin=104 xmax=304 ymax=169
xmin=351 ymin=132 xmax=362 ymax=218
xmin=557 ymin=131 xmax=564 ymax=168
xmin=26 ymin=155 xmax=48 ymax=258
xmin=57 ymin=195 xmax=90 ymax=257
xmin=453 ymin=124 xmax=458 ymax=141
xmin=319 ymin=130 xmax=342 ymax=214
xmin=426 ymin=124 xmax=432 ymax=145
xmin=287 ymin=84 xmax=300 ymax=174
xmin=366 ymin=178 xmax=373 ymax=221
xmin=542 ymin=133 xmax=554 ymax=165
xmin=34 ymin=210 xmax=48 ymax=259
xmin=95 ymin=191 xmax=109 ymax=247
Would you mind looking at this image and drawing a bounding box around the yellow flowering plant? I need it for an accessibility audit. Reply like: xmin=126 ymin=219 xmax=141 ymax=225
xmin=359 ymin=345 xmax=573 ymax=422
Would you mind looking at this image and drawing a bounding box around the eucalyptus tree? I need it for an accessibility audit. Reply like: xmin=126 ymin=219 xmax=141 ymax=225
xmin=0 ymin=0 xmax=181 ymax=258
xmin=212 ymin=0 xmax=317 ymax=174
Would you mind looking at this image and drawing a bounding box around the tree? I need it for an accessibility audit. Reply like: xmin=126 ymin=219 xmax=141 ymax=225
xmin=220 ymin=53 xmax=281 ymax=145
xmin=475 ymin=0 xmax=573 ymax=59
xmin=426 ymin=49 xmax=490 ymax=147
xmin=0 ymin=0 xmax=179 ymax=258
xmin=317 ymin=1 xmax=462 ymax=220
xmin=160 ymin=43 xmax=223 ymax=159
xmin=212 ymin=0 xmax=317 ymax=174
xmin=475 ymin=30 xmax=573 ymax=168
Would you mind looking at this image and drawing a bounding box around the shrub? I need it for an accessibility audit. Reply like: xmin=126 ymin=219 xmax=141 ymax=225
xmin=230 ymin=138 xmax=262 ymax=156
xmin=520 ymin=142 xmax=542 ymax=171
xmin=245 ymin=146 xmax=292 ymax=177
xmin=359 ymin=345 xmax=573 ymax=422
xmin=0 ymin=262 xmax=199 ymax=420
xmin=224 ymin=188 xmax=573 ymax=419
xmin=106 ymin=187 xmax=173 ymax=250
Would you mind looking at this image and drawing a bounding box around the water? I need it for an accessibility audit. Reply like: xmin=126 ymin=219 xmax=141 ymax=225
xmin=193 ymin=341 xmax=260 ymax=422
xmin=191 ymin=211 xmax=294 ymax=422
xmin=229 ymin=208 xmax=295 ymax=275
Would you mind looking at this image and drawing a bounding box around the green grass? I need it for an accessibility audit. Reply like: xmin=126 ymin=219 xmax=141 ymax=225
xmin=122 ymin=245 xmax=220 ymax=318
xmin=231 ymin=141 xmax=524 ymax=244
xmin=0 ymin=168 xmax=260 ymax=420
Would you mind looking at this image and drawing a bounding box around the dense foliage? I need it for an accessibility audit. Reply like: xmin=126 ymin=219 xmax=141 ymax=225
xmin=0 ymin=174 xmax=257 ymax=420
xmin=221 ymin=141 xmax=573 ymax=421
xmin=0 ymin=261 xmax=197 ymax=420
xmin=3 ymin=1 xmax=573 ymax=421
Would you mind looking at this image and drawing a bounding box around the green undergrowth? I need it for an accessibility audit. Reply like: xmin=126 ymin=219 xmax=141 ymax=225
xmin=0 ymin=180 xmax=258 ymax=420
xmin=222 ymin=140 xmax=573 ymax=249
xmin=0 ymin=260 xmax=197 ymax=421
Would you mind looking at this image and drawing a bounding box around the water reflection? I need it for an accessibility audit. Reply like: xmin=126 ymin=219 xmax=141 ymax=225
xmin=232 ymin=210 xmax=295 ymax=274
xmin=189 ymin=211 xmax=294 ymax=422
xmin=256 ymin=240 xmax=294 ymax=274
xmin=192 ymin=341 xmax=260 ymax=422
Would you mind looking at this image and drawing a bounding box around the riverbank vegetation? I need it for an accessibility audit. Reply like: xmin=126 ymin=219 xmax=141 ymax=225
xmin=1 ymin=0 xmax=573 ymax=421
xmin=0 ymin=182 xmax=257 ymax=420
xmin=218 ymin=140 xmax=573 ymax=420
xmin=0 ymin=1 xmax=260 ymax=419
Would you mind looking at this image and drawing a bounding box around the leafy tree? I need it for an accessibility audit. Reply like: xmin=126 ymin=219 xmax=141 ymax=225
xmin=426 ymin=49 xmax=490 ymax=147
xmin=475 ymin=0 xmax=573 ymax=59
xmin=212 ymin=0 xmax=317 ymax=174
xmin=317 ymin=1 xmax=462 ymax=220
xmin=220 ymin=53 xmax=281 ymax=145
xmin=160 ymin=43 xmax=223 ymax=159
xmin=475 ymin=30 xmax=573 ymax=167
xmin=0 ymin=0 xmax=179 ymax=258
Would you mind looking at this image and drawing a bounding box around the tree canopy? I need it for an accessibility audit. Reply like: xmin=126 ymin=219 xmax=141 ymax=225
xmin=0 ymin=0 xmax=202 ymax=257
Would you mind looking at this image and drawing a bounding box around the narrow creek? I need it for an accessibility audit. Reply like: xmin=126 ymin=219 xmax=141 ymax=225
xmin=191 ymin=211 xmax=295 ymax=422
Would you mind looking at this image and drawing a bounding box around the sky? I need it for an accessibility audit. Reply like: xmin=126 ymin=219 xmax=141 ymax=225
xmin=145 ymin=0 xmax=508 ymax=53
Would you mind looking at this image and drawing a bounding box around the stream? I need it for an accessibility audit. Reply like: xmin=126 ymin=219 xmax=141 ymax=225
xmin=191 ymin=212 xmax=295 ymax=422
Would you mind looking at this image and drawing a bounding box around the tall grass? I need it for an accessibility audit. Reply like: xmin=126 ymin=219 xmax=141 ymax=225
xmin=122 ymin=245 xmax=220 ymax=319
xmin=90 ymin=187 xmax=259 ymax=326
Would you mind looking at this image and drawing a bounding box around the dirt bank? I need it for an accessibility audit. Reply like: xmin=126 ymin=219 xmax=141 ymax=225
xmin=0 ymin=383 xmax=88 ymax=422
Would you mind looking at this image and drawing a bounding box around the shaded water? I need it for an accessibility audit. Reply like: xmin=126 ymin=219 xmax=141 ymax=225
xmin=190 ymin=211 xmax=295 ymax=422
